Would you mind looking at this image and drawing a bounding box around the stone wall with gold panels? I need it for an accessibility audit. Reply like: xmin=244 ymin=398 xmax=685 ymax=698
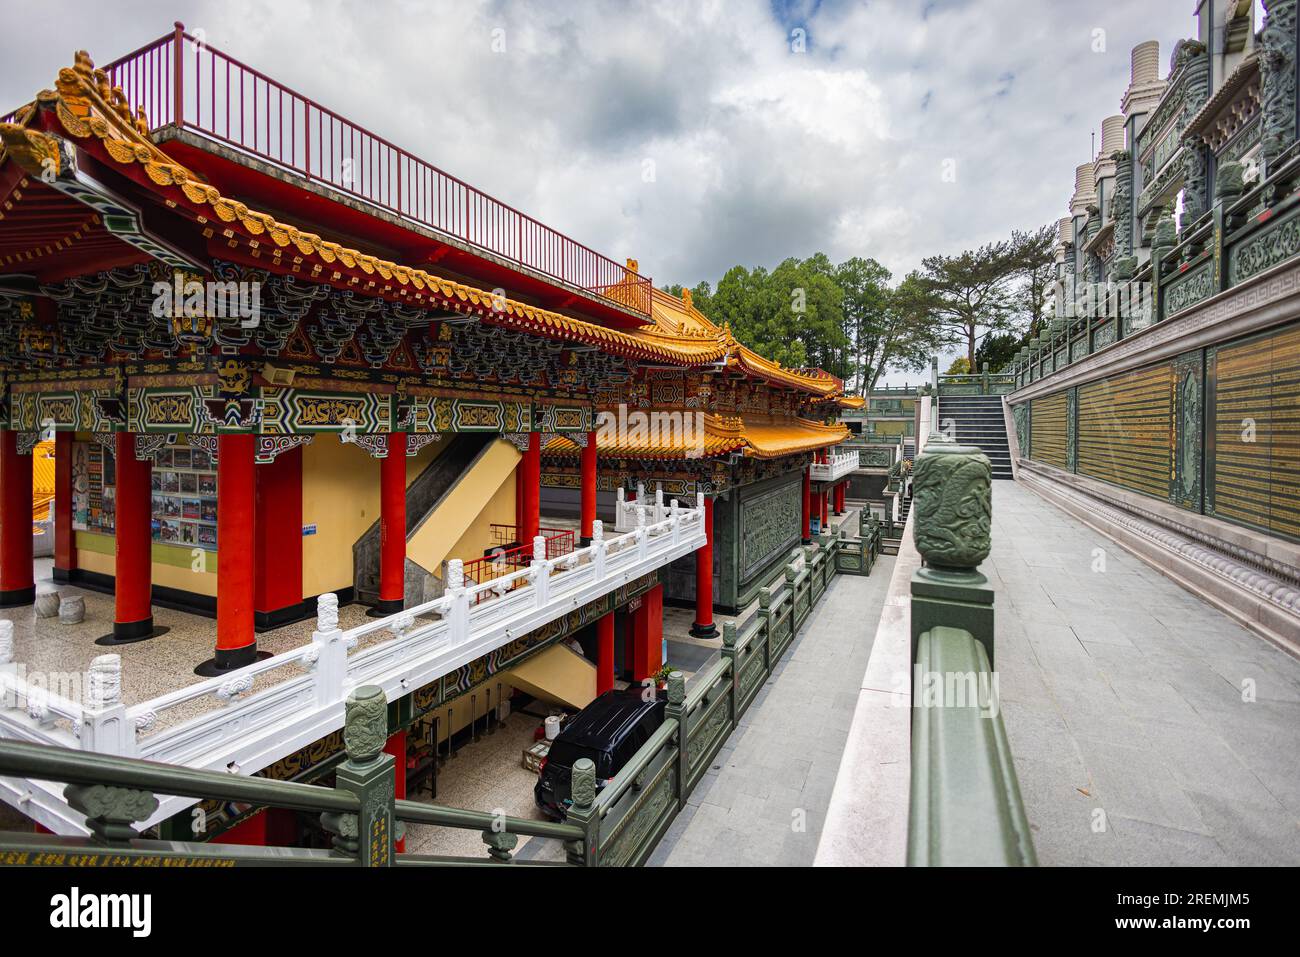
xmin=1207 ymin=322 xmax=1300 ymax=541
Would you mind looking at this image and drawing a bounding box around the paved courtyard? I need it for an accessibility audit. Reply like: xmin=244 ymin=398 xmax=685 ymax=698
xmin=648 ymin=556 xmax=896 ymax=866
xmin=991 ymin=481 xmax=1300 ymax=866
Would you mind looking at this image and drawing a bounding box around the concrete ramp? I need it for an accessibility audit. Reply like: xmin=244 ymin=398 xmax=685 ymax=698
xmin=504 ymin=643 xmax=596 ymax=711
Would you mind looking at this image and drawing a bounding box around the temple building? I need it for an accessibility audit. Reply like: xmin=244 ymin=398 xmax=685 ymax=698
xmin=0 ymin=28 xmax=859 ymax=842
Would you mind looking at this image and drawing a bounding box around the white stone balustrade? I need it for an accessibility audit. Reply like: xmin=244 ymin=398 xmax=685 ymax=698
xmin=810 ymin=449 xmax=858 ymax=483
xmin=0 ymin=496 xmax=708 ymax=835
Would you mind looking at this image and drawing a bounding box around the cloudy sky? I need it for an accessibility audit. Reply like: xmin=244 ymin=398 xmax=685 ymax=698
xmin=4 ymin=1 xmax=1201 ymax=301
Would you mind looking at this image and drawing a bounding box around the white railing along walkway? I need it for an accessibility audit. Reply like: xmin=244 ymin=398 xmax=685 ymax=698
xmin=0 ymin=496 xmax=707 ymax=834
xmin=810 ymin=449 xmax=858 ymax=483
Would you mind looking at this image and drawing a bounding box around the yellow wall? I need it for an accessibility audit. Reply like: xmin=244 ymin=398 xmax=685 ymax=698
xmin=75 ymin=532 xmax=219 ymax=596
xmin=411 ymin=678 xmax=519 ymax=745
xmin=505 ymin=643 xmax=595 ymax=710
xmin=71 ymin=432 xmax=515 ymax=602
xmin=406 ymin=439 xmax=519 ymax=575
xmin=300 ymin=435 xmax=448 ymax=599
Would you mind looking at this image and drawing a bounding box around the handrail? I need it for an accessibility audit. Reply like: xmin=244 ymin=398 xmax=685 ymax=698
xmin=595 ymin=717 xmax=679 ymax=815
xmin=394 ymin=798 xmax=583 ymax=841
xmin=907 ymin=626 xmax=1036 ymax=866
xmin=0 ymin=738 xmax=358 ymax=814
xmin=96 ymin=25 xmax=651 ymax=316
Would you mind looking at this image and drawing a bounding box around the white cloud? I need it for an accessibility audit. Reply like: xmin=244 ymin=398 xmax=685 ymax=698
xmin=1 ymin=0 xmax=1194 ymax=302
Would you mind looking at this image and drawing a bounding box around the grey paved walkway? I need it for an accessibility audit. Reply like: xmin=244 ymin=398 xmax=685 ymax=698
xmin=991 ymin=481 xmax=1300 ymax=866
xmin=648 ymin=558 xmax=896 ymax=866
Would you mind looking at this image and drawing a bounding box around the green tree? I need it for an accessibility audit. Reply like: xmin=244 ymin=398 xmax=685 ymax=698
xmin=1009 ymin=225 xmax=1057 ymax=338
xmin=914 ymin=240 xmax=1024 ymax=368
xmin=975 ymin=331 xmax=1026 ymax=372
xmin=854 ymin=271 xmax=943 ymax=395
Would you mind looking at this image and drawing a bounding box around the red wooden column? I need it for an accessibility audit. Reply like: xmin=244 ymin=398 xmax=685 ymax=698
xmin=101 ymin=433 xmax=156 ymax=644
xmin=255 ymin=445 xmax=303 ymax=627
xmin=689 ymin=495 xmax=716 ymax=638
xmin=630 ymin=584 xmax=663 ymax=682
xmin=52 ymin=431 xmax=75 ymax=582
xmin=197 ymin=433 xmax=259 ymax=675
xmin=520 ymin=431 xmax=540 ymax=546
xmin=0 ymin=430 xmax=34 ymax=607
xmin=376 ymin=432 xmax=407 ymax=615
xmin=801 ymin=467 xmax=811 ymax=544
xmin=836 ymin=481 xmax=846 ymax=514
xmin=596 ymin=612 xmax=615 ymax=694
xmin=579 ymin=430 xmax=597 ymax=545
xmin=384 ymin=730 xmax=407 ymax=853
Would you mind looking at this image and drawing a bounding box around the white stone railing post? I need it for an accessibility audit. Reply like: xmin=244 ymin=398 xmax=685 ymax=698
xmin=636 ymin=505 xmax=648 ymax=561
xmin=655 ymin=487 xmax=664 ymax=524
xmin=531 ymin=535 xmax=551 ymax=607
xmin=592 ymin=520 xmax=606 ymax=579
xmin=445 ymin=558 xmax=470 ymax=643
xmin=311 ymin=592 xmax=346 ymax=707
xmin=616 ymin=487 xmax=626 ymax=527
xmin=80 ymin=653 xmax=133 ymax=757
xmin=670 ymin=498 xmax=681 ymax=546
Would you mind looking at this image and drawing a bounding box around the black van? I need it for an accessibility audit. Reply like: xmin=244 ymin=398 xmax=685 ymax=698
xmin=534 ymin=689 xmax=666 ymax=819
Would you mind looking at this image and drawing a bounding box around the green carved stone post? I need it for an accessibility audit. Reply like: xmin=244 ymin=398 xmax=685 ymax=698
xmin=663 ymin=670 xmax=689 ymax=812
xmin=720 ymin=622 xmax=739 ymax=726
xmin=1259 ymin=0 xmax=1298 ymax=181
xmin=323 ymin=684 xmax=396 ymax=866
xmin=563 ymin=757 xmax=600 ymax=866
xmin=910 ymin=432 xmax=995 ymax=668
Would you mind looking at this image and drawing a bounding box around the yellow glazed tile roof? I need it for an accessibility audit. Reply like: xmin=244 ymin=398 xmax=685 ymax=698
xmin=543 ymin=412 xmax=847 ymax=461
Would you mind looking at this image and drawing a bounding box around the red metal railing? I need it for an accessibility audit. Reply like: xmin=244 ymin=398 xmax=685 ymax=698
xmin=98 ymin=23 xmax=651 ymax=316
xmin=462 ymin=527 xmax=575 ymax=604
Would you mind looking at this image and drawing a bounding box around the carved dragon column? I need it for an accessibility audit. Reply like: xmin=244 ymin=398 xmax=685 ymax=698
xmin=1180 ymin=47 xmax=1212 ymax=223
xmin=1260 ymin=0 xmax=1299 ymax=176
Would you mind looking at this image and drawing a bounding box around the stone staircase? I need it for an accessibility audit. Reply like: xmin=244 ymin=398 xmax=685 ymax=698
xmin=352 ymin=434 xmax=495 ymax=607
xmin=936 ymin=395 xmax=1013 ymax=480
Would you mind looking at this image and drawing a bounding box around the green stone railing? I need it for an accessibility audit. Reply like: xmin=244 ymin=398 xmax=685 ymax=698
xmin=907 ymin=626 xmax=1036 ymax=867
xmin=905 ymin=428 xmax=1036 ymax=866
xmin=1008 ymin=148 xmax=1300 ymax=391
xmin=0 ymin=687 xmax=586 ymax=867
xmin=564 ymin=532 xmax=873 ymax=865
xmin=937 ymin=366 xmax=1016 ymax=396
